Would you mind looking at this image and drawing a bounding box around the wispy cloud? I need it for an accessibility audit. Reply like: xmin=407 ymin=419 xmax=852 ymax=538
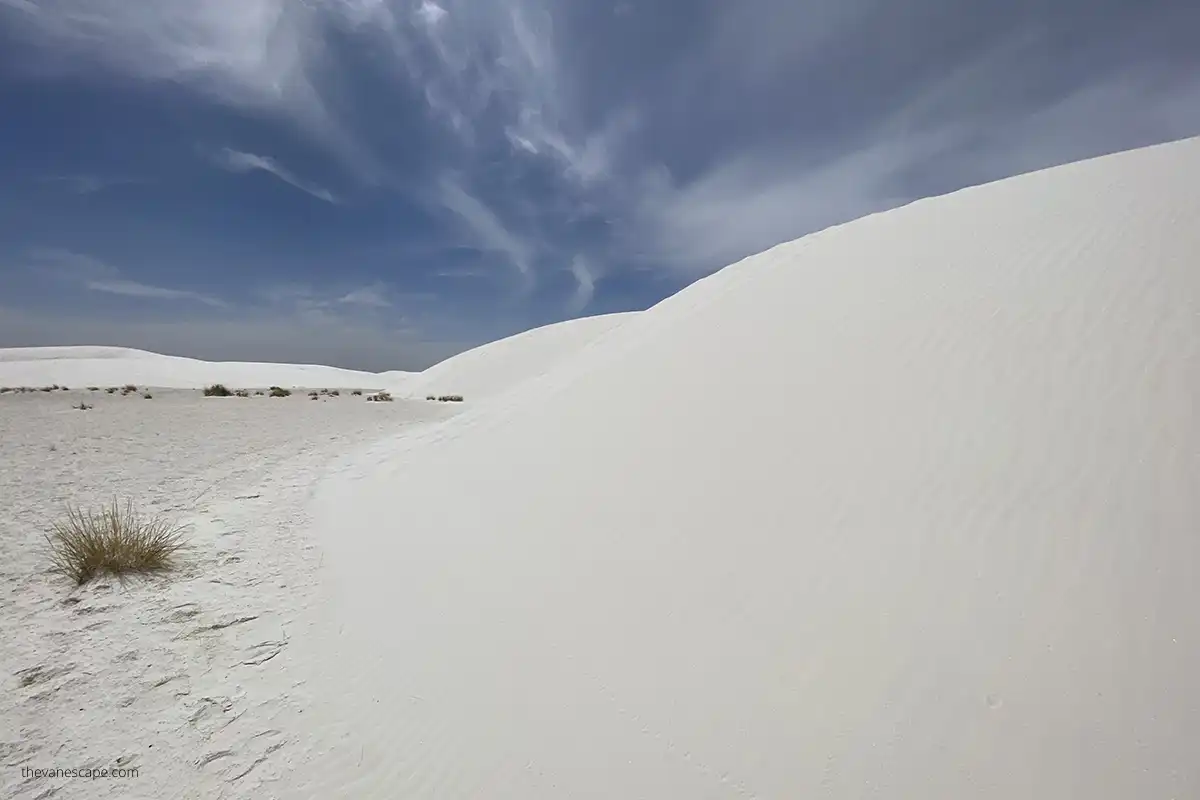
xmin=436 ymin=175 xmax=535 ymax=283
xmin=213 ymin=148 xmax=338 ymax=203
xmin=338 ymin=284 xmax=392 ymax=308
xmin=566 ymin=256 xmax=598 ymax=314
xmin=26 ymin=248 xmax=229 ymax=308
xmin=86 ymin=278 xmax=228 ymax=307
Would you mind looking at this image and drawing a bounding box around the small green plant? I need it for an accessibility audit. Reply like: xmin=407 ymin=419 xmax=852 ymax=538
xmin=269 ymin=386 xmax=291 ymax=398
xmin=45 ymin=499 xmax=187 ymax=585
xmin=203 ymin=383 xmax=233 ymax=397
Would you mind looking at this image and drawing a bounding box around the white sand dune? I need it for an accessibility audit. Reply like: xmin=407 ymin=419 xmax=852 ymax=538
xmin=276 ymin=137 xmax=1199 ymax=798
xmin=0 ymin=346 xmax=407 ymax=390
xmin=0 ymin=316 xmax=633 ymax=400
xmin=404 ymin=312 xmax=636 ymax=401
xmin=3 ymin=136 xmax=1197 ymax=799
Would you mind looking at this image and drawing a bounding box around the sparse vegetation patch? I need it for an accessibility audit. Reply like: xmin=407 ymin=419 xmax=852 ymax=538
xmin=269 ymin=386 xmax=291 ymax=398
xmin=366 ymin=391 xmax=394 ymax=402
xmin=45 ymin=499 xmax=187 ymax=585
xmin=203 ymin=383 xmax=233 ymax=397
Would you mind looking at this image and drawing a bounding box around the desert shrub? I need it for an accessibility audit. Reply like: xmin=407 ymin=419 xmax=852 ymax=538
xmin=203 ymin=383 xmax=233 ymax=397
xmin=426 ymin=395 xmax=436 ymax=401
xmin=59 ymin=386 xmax=69 ymax=391
xmin=328 ymin=390 xmax=340 ymax=397
xmin=106 ymin=387 xmax=118 ymax=394
xmin=438 ymin=395 xmax=464 ymax=403
xmin=308 ymin=390 xmax=320 ymax=398
xmin=234 ymin=389 xmax=251 ymax=398
xmin=351 ymin=389 xmax=363 ymax=396
xmin=254 ymin=390 xmax=265 ymax=396
xmin=142 ymin=393 xmax=153 ymax=400
xmin=74 ymin=402 xmax=93 ymax=411
xmin=45 ymin=499 xmax=186 ymax=585
xmin=309 ymin=394 xmax=319 ymax=400
xmin=0 ymin=387 xmax=10 ymax=394
xmin=122 ymin=384 xmax=138 ymax=393
xmin=87 ymin=387 xmax=100 ymax=392
xmin=40 ymin=386 xmax=54 ymax=393
xmin=269 ymin=386 xmax=291 ymax=398
xmin=367 ymin=391 xmax=393 ymax=402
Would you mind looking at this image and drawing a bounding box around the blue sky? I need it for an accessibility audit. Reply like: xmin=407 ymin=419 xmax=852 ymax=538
xmin=1 ymin=0 xmax=1197 ymax=370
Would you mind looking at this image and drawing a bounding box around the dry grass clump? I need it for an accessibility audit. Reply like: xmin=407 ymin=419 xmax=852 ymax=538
xmin=366 ymin=391 xmax=394 ymax=402
xmin=45 ymin=499 xmax=187 ymax=585
xmin=203 ymin=383 xmax=233 ymax=397
xmin=269 ymin=386 xmax=291 ymax=398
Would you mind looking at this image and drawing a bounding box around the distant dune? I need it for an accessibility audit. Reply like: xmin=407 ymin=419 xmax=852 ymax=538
xmin=0 ymin=316 xmax=637 ymax=399
xmin=3 ymin=137 xmax=1197 ymax=800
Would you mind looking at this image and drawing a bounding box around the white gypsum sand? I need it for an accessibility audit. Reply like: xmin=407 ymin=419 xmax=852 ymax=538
xmin=274 ymin=138 xmax=1198 ymax=798
xmin=1 ymin=135 xmax=1197 ymax=799
xmin=0 ymin=388 xmax=456 ymax=800
xmin=0 ymin=347 xmax=411 ymax=392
